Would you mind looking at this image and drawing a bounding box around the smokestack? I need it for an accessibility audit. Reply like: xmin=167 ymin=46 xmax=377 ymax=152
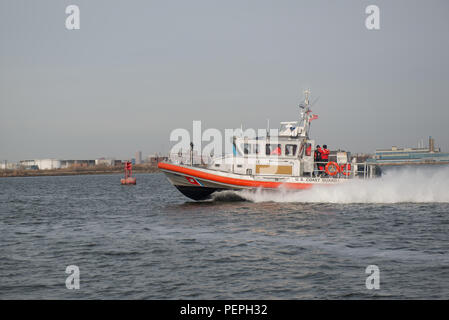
xmin=429 ymin=136 xmax=434 ymax=152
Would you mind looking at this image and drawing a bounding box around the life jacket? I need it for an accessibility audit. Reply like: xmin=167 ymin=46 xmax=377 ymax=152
xmin=321 ymin=148 xmax=330 ymax=160
xmin=305 ymin=144 xmax=312 ymax=156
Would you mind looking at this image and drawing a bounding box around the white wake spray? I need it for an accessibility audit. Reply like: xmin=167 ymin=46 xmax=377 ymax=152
xmin=235 ymin=166 xmax=449 ymax=203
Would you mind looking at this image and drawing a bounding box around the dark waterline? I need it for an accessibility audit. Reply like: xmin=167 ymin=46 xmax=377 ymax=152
xmin=0 ymin=173 xmax=448 ymax=299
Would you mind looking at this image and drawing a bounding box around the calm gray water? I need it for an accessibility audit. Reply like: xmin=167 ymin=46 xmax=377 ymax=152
xmin=1 ymin=168 xmax=448 ymax=299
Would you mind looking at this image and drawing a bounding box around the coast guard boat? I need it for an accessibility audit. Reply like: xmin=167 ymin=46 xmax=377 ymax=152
xmin=159 ymin=90 xmax=381 ymax=200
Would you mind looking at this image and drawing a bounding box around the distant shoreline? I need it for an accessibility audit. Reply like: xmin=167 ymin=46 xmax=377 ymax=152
xmin=0 ymin=165 xmax=160 ymax=178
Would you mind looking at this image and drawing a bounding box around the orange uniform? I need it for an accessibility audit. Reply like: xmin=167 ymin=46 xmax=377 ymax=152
xmin=321 ymin=148 xmax=330 ymax=161
xmin=316 ymin=147 xmax=324 ymax=172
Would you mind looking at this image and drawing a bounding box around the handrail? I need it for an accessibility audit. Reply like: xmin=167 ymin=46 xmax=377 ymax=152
xmin=312 ymin=161 xmax=378 ymax=179
xmin=168 ymin=152 xmax=380 ymax=179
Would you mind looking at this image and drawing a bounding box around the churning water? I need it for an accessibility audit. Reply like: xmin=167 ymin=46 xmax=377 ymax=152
xmin=236 ymin=165 xmax=449 ymax=203
xmin=0 ymin=166 xmax=448 ymax=299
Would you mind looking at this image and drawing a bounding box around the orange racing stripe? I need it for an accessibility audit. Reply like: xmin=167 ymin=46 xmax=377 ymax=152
xmin=158 ymin=162 xmax=313 ymax=190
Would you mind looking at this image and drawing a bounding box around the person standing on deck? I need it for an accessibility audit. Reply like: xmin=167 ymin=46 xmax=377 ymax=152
xmin=321 ymin=145 xmax=330 ymax=175
xmin=314 ymin=145 xmax=322 ymax=176
xmin=321 ymin=145 xmax=330 ymax=162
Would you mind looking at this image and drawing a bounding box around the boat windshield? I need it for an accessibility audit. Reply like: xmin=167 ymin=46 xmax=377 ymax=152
xmin=239 ymin=142 xmax=298 ymax=157
xmin=285 ymin=144 xmax=298 ymax=156
xmin=266 ymin=144 xmax=281 ymax=156
xmin=242 ymin=143 xmax=261 ymax=155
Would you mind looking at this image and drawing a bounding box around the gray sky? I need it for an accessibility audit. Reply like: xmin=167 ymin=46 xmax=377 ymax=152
xmin=1 ymin=0 xmax=448 ymax=161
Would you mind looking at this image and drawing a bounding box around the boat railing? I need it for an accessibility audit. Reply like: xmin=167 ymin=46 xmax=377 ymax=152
xmin=168 ymin=152 xmax=215 ymax=167
xmin=168 ymin=152 xmax=381 ymax=178
xmin=312 ymin=161 xmax=381 ymax=179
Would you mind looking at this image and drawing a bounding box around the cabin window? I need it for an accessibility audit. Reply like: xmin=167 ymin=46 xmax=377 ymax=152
xmin=285 ymin=144 xmax=297 ymax=156
xmin=243 ymin=143 xmax=251 ymax=155
xmin=266 ymin=144 xmax=282 ymax=156
xmin=233 ymin=142 xmax=241 ymax=156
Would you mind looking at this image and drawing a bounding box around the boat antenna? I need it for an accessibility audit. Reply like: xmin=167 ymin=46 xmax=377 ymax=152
xmin=304 ymin=89 xmax=310 ymax=105
xmin=310 ymin=96 xmax=320 ymax=107
xmin=266 ymin=119 xmax=270 ymax=137
xmin=301 ymin=89 xmax=313 ymax=138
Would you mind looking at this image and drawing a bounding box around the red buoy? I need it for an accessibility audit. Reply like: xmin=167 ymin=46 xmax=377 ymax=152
xmin=121 ymin=161 xmax=136 ymax=185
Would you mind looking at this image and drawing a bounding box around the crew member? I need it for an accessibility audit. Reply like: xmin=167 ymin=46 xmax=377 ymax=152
xmin=321 ymin=145 xmax=330 ymax=175
xmin=321 ymin=145 xmax=330 ymax=162
xmin=314 ymin=145 xmax=322 ymax=176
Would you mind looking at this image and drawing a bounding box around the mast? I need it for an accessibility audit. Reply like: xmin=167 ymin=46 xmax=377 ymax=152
xmin=299 ymin=89 xmax=313 ymax=139
xmin=304 ymin=89 xmax=310 ymax=105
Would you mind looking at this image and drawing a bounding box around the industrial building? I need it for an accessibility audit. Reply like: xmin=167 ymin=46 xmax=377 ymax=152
xmin=148 ymin=154 xmax=169 ymax=165
xmin=2 ymin=155 xmax=156 ymax=171
xmin=20 ymin=159 xmax=62 ymax=170
xmin=135 ymin=151 xmax=142 ymax=165
xmin=18 ymin=159 xmax=96 ymax=170
xmin=0 ymin=161 xmax=19 ymax=170
xmin=368 ymin=137 xmax=449 ymax=165
xmin=94 ymin=158 xmax=116 ymax=166
xmin=61 ymin=160 xmax=96 ymax=168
